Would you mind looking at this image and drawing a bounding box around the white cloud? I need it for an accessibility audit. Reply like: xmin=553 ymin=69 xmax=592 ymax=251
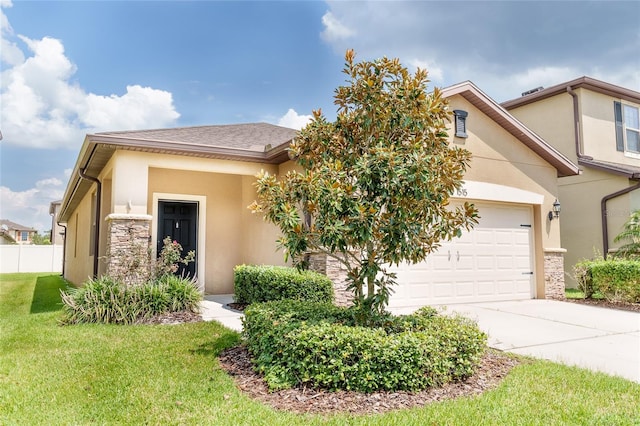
xmin=277 ymin=108 xmax=312 ymax=130
xmin=0 ymin=10 xmax=180 ymax=149
xmin=320 ymin=11 xmax=354 ymax=42
xmin=407 ymin=59 xmax=444 ymax=83
xmin=0 ymin=176 xmax=66 ymax=232
xmin=0 ymin=0 xmax=23 ymax=66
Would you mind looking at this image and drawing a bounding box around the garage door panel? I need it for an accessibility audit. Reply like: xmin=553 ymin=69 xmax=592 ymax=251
xmin=476 ymin=255 xmax=495 ymax=270
xmin=477 ymin=280 xmax=496 ymax=295
xmin=515 ymin=279 xmax=532 ymax=293
xmin=455 ymin=256 xmax=474 ymax=271
xmin=455 ymin=281 xmax=474 ymax=296
xmin=433 ymin=282 xmax=455 ymax=297
xmin=514 ymin=232 xmax=530 ymax=245
xmin=497 ymin=280 xmax=516 ymax=294
xmin=387 ymin=203 xmax=535 ymax=308
xmin=474 ymin=229 xmax=494 ymax=245
xmin=515 ymin=255 xmax=531 ymax=269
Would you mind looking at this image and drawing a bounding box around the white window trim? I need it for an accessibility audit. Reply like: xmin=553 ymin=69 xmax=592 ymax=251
xmin=622 ymin=103 xmax=640 ymax=155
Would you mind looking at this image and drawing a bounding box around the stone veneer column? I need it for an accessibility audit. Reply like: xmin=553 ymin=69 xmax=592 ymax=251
xmin=308 ymin=252 xmax=353 ymax=307
xmin=543 ymin=248 xmax=567 ymax=300
xmin=105 ymin=214 xmax=153 ymax=285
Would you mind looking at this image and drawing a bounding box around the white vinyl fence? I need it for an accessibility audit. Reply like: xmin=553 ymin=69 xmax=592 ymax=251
xmin=0 ymin=245 xmax=64 ymax=273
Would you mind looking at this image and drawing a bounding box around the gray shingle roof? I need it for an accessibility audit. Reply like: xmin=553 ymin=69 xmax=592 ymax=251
xmin=97 ymin=122 xmax=297 ymax=151
xmin=0 ymin=219 xmax=36 ymax=231
xmin=578 ymin=158 xmax=640 ymax=179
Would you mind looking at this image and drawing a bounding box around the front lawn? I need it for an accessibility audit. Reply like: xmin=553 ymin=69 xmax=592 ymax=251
xmin=1 ymin=273 xmax=639 ymax=425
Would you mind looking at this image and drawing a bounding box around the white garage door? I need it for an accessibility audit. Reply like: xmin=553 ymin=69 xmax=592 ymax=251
xmin=387 ymin=203 xmax=534 ymax=308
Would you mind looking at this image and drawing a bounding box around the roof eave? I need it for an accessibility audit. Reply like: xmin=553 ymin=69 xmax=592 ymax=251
xmin=578 ymin=158 xmax=640 ymax=180
xmin=58 ymin=134 xmax=294 ymax=223
xmin=502 ymin=76 xmax=640 ymax=109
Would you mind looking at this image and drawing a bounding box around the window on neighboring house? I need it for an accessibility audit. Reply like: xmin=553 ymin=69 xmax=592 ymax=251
xmin=20 ymin=231 xmax=29 ymax=241
xmin=615 ymin=101 xmax=640 ymax=154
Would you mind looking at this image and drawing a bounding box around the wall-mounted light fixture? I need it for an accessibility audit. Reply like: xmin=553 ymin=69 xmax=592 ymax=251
xmin=548 ymin=199 xmax=561 ymax=221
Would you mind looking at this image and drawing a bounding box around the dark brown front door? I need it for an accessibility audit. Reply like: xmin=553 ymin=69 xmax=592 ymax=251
xmin=157 ymin=201 xmax=197 ymax=278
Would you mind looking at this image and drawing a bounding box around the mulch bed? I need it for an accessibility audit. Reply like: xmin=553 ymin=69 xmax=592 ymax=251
xmin=227 ymin=302 xmax=248 ymax=311
xmin=565 ymin=298 xmax=640 ymax=313
xmin=135 ymin=310 xmax=203 ymax=325
xmin=218 ymin=345 xmax=521 ymax=415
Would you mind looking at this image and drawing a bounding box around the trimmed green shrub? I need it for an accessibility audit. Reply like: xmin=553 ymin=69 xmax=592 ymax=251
xmin=573 ymin=260 xmax=595 ymax=298
xmin=242 ymin=300 xmax=487 ymax=392
xmin=60 ymin=275 xmax=202 ymax=325
xmin=233 ymin=265 xmax=333 ymax=304
xmin=590 ymin=260 xmax=640 ymax=303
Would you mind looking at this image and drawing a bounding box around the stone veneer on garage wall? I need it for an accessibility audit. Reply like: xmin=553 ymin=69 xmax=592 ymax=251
xmin=543 ymin=249 xmax=567 ymax=300
xmin=308 ymin=252 xmax=354 ymax=307
xmin=310 ymin=250 xmax=568 ymax=304
xmin=105 ymin=214 xmax=152 ymax=285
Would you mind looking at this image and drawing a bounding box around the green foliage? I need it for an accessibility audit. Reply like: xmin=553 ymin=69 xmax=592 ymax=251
xmin=251 ymin=50 xmax=478 ymax=316
xmin=242 ymin=300 xmax=487 ymax=392
xmin=590 ymin=260 xmax=640 ymax=303
xmin=60 ymin=274 xmax=202 ymax=325
xmin=572 ymin=259 xmax=640 ymax=303
xmin=233 ymin=264 xmax=333 ymax=304
xmin=572 ymin=260 xmax=595 ymax=298
xmin=613 ymin=210 xmax=640 ymax=260
xmin=31 ymin=232 xmax=51 ymax=245
xmin=155 ymin=236 xmax=196 ymax=278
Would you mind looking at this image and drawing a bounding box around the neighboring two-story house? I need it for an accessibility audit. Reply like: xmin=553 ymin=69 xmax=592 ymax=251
xmin=502 ymin=77 xmax=640 ymax=286
xmin=0 ymin=219 xmax=38 ymax=245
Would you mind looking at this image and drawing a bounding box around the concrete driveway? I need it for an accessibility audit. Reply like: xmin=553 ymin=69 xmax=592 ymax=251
xmin=202 ymin=296 xmax=640 ymax=383
xmin=416 ymin=300 xmax=640 ymax=383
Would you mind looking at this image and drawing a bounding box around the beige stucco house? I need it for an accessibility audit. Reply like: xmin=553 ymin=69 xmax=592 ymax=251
xmin=0 ymin=219 xmax=38 ymax=245
xmin=58 ymin=81 xmax=579 ymax=307
xmin=503 ymin=77 xmax=640 ymax=287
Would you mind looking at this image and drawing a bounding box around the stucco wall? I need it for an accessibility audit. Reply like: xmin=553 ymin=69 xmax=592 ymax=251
xmin=63 ymin=187 xmax=95 ymax=286
xmin=508 ymin=93 xmax=576 ymax=163
xmin=240 ymin=175 xmax=288 ymax=267
xmin=580 ymin=89 xmax=640 ymax=165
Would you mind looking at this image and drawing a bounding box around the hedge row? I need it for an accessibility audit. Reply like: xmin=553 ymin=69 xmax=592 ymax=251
xmin=574 ymin=259 xmax=640 ymax=303
xmin=233 ymin=265 xmax=333 ymax=304
xmin=242 ymin=300 xmax=487 ymax=392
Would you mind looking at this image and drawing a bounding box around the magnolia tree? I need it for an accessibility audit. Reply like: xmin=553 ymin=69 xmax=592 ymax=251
xmin=251 ymin=50 xmax=478 ymax=315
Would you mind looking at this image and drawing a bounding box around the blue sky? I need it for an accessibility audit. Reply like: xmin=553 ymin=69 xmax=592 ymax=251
xmin=1 ymin=0 xmax=639 ymax=232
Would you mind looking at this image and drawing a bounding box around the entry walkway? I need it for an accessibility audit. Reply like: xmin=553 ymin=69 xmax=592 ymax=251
xmin=201 ymin=297 xmax=640 ymax=383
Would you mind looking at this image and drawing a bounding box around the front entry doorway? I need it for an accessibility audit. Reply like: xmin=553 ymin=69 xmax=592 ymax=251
xmin=157 ymin=201 xmax=198 ymax=278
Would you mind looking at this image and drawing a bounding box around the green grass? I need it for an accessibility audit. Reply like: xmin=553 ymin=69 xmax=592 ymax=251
xmin=2 ymin=273 xmax=639 ymax=425
xmin=566 ymin=288 xmax=605 ymax=300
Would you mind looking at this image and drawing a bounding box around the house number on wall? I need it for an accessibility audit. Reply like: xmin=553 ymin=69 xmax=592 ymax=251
xmin=456 ymin=188 xmax=468 ymax=197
